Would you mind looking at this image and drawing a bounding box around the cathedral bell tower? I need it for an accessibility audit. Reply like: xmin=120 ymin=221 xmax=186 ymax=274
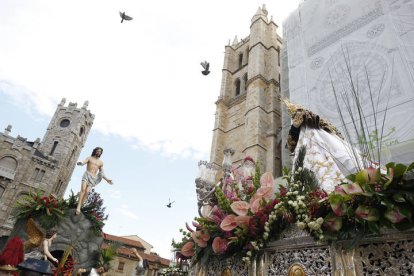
xmin=37 ymin=98 xmax=94 ymax=195
xmin=210 ymin=5 xmax=283 ymax=176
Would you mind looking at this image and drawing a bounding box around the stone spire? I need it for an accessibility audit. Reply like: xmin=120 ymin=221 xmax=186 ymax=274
xmin=232 ymin=35 xmax=239 ymax=46
xmin=251 ymin=5 xmax=268 ymax=23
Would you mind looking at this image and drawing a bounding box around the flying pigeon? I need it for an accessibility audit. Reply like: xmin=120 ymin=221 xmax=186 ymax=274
xmin=119 ymin=11 xmax=133 ymax=23
xmin=200 ymin=61 xmax=210 ymax=75
xmin=166 ymin=198 xmax=175 ymax=208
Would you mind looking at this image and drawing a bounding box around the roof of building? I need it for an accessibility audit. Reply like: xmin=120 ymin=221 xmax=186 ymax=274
xmin=102 ymin=233 xmax=145 ymax=250
xmin=102 ymin=233 xmax=170 ymax=267
xmin=116 ymin=246 xmax=170 ymax=267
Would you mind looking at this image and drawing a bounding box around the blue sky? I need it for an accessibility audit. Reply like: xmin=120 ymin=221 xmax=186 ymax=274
xmin=0 ymin=0 xmax=301 ymax=259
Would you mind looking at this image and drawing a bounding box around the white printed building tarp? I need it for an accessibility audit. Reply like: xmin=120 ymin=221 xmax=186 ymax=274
xmin=281 ymin=0 xmax=414 ymax=165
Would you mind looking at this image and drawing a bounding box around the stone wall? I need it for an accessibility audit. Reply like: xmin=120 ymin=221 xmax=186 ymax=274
xmin=7 ymin=208 xmax=103 ymax=271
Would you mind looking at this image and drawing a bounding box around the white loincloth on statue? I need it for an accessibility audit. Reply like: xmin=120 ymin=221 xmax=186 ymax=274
xmin=293 ymin=127 xmax=363 ymax=193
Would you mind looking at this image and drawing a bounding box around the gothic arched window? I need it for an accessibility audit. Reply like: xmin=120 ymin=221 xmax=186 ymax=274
xmin=0 ymin=156 xmax=17 ymax=180
xmin=243 ymin=73 xmax=248 ymax=93
xmin=238 ymin=53 xmax=243 ymax=68
xmin=235 ymin=79 xmax=241 ymax=96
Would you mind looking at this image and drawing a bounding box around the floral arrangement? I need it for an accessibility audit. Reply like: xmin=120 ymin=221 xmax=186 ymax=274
xmin=173 ymin=147 xmax=414 ymax=265
xmin=14 ymin=189 xmax=108 ymax=235
xmin=14 ymin=190 xmax=65 ymax=229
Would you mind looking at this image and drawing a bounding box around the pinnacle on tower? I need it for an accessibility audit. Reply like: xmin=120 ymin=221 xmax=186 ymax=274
xmin=232 ymin=35 xmax=239 ymax=46
xmin=251 ymin=5 xmax=268 ymax=23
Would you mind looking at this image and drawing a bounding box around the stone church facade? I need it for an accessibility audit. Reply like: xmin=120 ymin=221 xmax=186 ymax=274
xmin=210 ymin=5 xmax=284 ymax=177
xmin=0 ymin=98 xmax=93 ymax=236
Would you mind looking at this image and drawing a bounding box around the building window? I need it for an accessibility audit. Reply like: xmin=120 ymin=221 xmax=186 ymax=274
xmin=245 ymin=48 xmax=249 ymax=63
xmin=243 ymin=73 xmax=248 ymax=92
xmin=238 ymin=53 xmax=243 ymax=68
xmin=235 ymin=79 xmax=241 ymax=96
xmin=50 ymin=141 xmax=58 ymax=155
xmin=55 ymin=180 xmax=63 ymax=193
xmin=79 ymin=126 xmax=84 ymax=136
xmin=60 ymin=119 xmax=70 ymax=128
xmin=0 ymin=156 xmax=18 ymax=180
xmin=277 ymin=49 xmax=280 ymax=66
xmin=117 ymin=261 xmax=125 ymax=271
xmin=32 ymin=168 xmax=46 ymax=182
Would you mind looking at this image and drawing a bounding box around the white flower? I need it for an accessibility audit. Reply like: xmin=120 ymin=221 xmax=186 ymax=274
xmin=263 ymin=233 xmax=269 ymax=240
xmin=264 ymin=226 xmax=270 ymax=232
xmin=296 ymin=221 xmax=306 ymax=230
xmin=316 ymin=217 xmax=324 ymax=225
xmin=246 ymin=251 xmax=252 ymax=256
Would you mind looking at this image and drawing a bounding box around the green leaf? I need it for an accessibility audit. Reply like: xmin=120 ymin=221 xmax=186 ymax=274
xmin=355 ymin=170 xmax=368 ymax=185
xmin=405 ymin=193 xmax=414 ymax=205
xmin=392 ymin=193 xmax=406 ymax=203
xmin=380 ymin=199 xmax=394 ymax=209
xmin=386 ymin=162 xmax=396 ymax=170
xmin=407 ymin=162 xmax=414 ymax=172
xmin=367 ymin=221 xmax=380 ymax=234
xmin=394 ymin=164 xmax=407 ymax=179
xmin=346 ymin=173 xmax=356 ymax=182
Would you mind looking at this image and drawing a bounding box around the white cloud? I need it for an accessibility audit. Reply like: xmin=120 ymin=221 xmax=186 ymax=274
xmin=118 ymin=204 xmax=139 ymax=221
xmin=108 ymin=188 xmax=122 ymax=199
xmin=0 ymin=0 xmax=300 ymax=160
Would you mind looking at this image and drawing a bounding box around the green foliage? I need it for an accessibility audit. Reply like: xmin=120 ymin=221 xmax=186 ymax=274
xmin=214 ymin=186 xmax=232 ymax=213
xmin=13 ymin=190 xmax=65 ymax=229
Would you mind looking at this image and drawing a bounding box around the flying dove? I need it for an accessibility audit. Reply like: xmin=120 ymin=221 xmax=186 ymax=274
xmin=119 ymin=11 xmax=133 ymax=23
xmin=200 ymin=61 xmax=210 ymax=75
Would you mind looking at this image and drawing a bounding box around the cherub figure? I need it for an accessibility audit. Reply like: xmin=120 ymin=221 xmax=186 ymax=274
xmin=76 ymin=147 xmax=113 ymax=215
xmin=24 ymin=218 xmax=58 ymax=264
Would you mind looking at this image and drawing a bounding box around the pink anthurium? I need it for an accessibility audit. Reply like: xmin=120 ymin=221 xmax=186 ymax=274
xmin=250 ymin=197 xmax=262 ymax=213
xmin=212 ymin=237 xmax=228 ymax=254
xmin=231 ymin=201 xmax=250 ymax=216
xmin=385 ymin=207 xmax=408 ymax=224
xmin=333 ymin=186 xmax=347 ymax=196
xmin=191 ymin=231 xmax=210 ymax=248
xmin=185 ymin=222 xmax=194 ymax=232
xmin=324 ymin=216 xmax=343 ymax=232
xmin=256 ymin=186 xmax=274 ymax=199
xmin=181 ymin=241 xmax=195 ymax=257
xmin=260 ymin=172 xmax=274 ymax=187
xmin=192 ymin=221 xmax=201 ymax=230
xmin=355 ymin=205 xmax=379 ymax=221
xmin=341 ymin=183 xmax=364 ymax=195
xmin=330 ymin=201 xmax=346 ymax=217
xmin=220 ymin=215 xmax=238 ymax=231
xmin=235 ymin=215 xmax=251 ymax=228
xmin=366 ymin=167 xmax=379 ymax=184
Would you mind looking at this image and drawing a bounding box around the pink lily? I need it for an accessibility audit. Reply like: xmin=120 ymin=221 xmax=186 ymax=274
xmin=220 ymin=215 xmax=238 ymax=231
xmin=191 ymin=231 xmax=210 ymax=248
xmin=231 ymin=201 xmax=250 ymax=216
xmin=181 ymin=241 xmax=195 ymax=257
xmin=212 ymin=237 xmax=228 ymax=254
